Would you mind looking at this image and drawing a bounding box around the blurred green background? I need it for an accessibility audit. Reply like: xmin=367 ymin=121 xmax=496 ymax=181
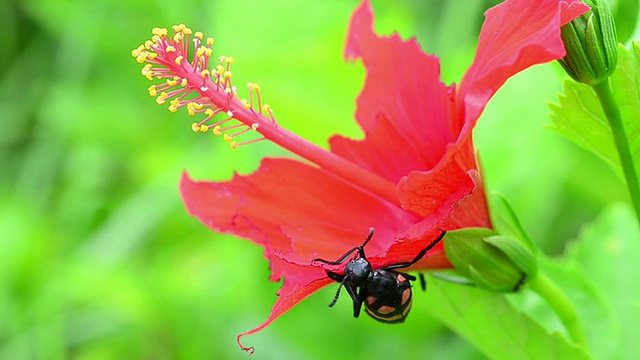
xmin=1 ymin=0 xmax=635 ymax=359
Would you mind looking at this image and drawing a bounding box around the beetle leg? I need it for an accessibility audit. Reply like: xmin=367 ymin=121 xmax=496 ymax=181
xmin=342 ymin=284 xmax=363 ymax=318
xmin=381 ymin=230 xmax=446 ymax=271
xmin=326 ymin=271 xmax=344 ymax=282
xmin=313 ymin=247 xmax=359 ymax=266
xmin=419 ymin=273 xmax=426 ymax=291
xmin=312 ymin=228 xmax=375 ymax=265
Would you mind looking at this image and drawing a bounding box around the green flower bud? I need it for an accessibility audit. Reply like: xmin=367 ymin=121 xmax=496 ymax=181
xmin=558 ymin=0 xmax=618 ymax=85
xmin=443 ymin=228 xmax=538 ymax=292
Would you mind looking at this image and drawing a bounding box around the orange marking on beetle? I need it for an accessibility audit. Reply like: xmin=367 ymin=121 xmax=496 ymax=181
xmin=401 ymin=288 xmax=411 ymax=305
xmin=376 ymin=305 xmax=397 ymax=315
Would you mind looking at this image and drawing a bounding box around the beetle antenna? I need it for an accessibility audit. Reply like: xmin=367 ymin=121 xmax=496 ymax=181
xmin=362 ymin=227 xmax=375 ymax=247
xmin=355 ymin=227 xmax=375 ymax=259
xmin=328 ymin=277 xmax=347 ymax=308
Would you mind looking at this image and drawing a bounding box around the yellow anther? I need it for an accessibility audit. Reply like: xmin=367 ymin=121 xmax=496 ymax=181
xmin=181 ymin=78 xmax=188 ymax=87
xmin=263 ymin=104 xmax=271 ymax=112
xmin=172 ymin=24 xmax=185 ymax=32
xmin=187 ymin=103 xmax=195 ymax=116
xmin=230 ymin=141 xmax=238 ymax=149
xmin=218 ymin=55 xmax=227 ymax=62
xmin=183 ymin=26 xmax=192 ymax=35
xmin=186 ymin=102 xmax=203 ymax=116
xmin=141 ymin=64 xmax=153 ymax=80
xmin=207 ymin=37 xmax=214 ymax=46
xmin=131 ymin=46 xmax=142 ymax=57
xmin=152 ymin=27 xmax=168 ymax=37
xmin=249 ymin=83 xmax=260 ymax=91
xmin=223 ymin=134 xmax=233 ymax=142
xmin=213 ymin=126 xmax=222 ymax=136
xmin=136 ymin=52 xmax=148 ymax=64
xmin=192 ymin=122 xmax=201 ymax=132
xmin=175 ymin=55 xmax=183 ymax=65
xmin=166 ymin=78 xmax=177 ymax=86
xmin=205 ymin=109 xmax=214 ymax=117
xmin=215 ymin=65 xmax=224 ymax=75
xmin=199 ymin=124 xmax=209 ymax=132
xmin=148 ymin=85 xmax=157 ymax=97
xmin=196 ymin=47 xmax=210 ymax=57
xmin=156 ymin=92 xmax=168 ymax=105
xmin=166 ymin=45 xmax=176 ymax=52
xmin=251 ymin=123 xmax=260 ymax=130
xmin=226 ymin=57 xmax=234 ymax=63
xmin=173 ymin=33 xmax=183 ymax=43
xmin=241 ymin=99 xmax=251 ymax=109
xmin=224 ymin=71 xmax=232 ymax=79
xmin=168 ymin=99 xmax=180 ymax=113
xmin=201 ymin=69 xmax=210 ymax=78
xmin=144 ymin=40 xmax=154 ymax=49
xmin=194 ymin=31 xmax=204 ymax=40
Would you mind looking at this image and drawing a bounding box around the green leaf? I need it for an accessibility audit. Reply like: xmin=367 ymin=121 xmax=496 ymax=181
xmin=548 ymin=42 xmax=640 ymax=180
xmin=424 ymin=276 xmax=591 ymax=360
xmin=533 ymin=258 xmax=618 ymax=360
xmin=565 ymin=203 xmax=640 ymax=358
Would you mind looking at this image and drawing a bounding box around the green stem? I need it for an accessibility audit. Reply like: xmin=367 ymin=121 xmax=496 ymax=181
xmin=593 ymin=79 xmax=640 ymax=227
xmin=528 ymin=273 xmax=589 ymax=349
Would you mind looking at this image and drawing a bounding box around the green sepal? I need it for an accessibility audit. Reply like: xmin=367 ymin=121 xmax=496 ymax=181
xmin=444 ymin=228 xmax=536 ymax=292
xmin=483 ymin=235 xmax=538 ymax=277
xmin=488 ymin=192 xmax=537 ymax=255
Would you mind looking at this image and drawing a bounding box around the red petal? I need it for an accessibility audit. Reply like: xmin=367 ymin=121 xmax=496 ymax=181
xmin=457 ymin=0 xmax=590 ymax=133
xmin=236 ymin=274 xmax=333 ymax=354
xmin=397 ymin=135 xmax=479 ymax=217
xmin=180 ymin=158 xmax=416 ymax=278
xmin=383 ymin=223 xmax=452 ymax=270
xmin=443 ymin=169 xmax=492 ymax=229
xmin=334 ymin=0 xmax=456 ymax=183
xmin=180 ymin=158 xmax=421 ymax=348
xmin=384 ymin=167 xmax=491 ymax=269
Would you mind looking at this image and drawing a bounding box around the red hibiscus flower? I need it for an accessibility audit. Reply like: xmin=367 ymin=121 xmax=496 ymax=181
xmin=132 ymin=0 xmax=588 ymax=354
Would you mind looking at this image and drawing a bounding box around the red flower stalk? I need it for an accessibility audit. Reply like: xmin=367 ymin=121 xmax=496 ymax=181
xmin=132 ymin=0 xmax=587 ymax=354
